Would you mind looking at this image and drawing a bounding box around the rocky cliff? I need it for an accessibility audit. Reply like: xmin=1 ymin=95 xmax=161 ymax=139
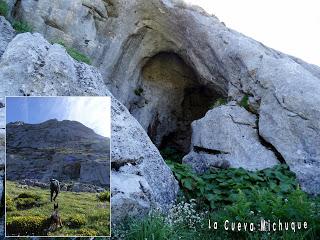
xmin=0 ymin=15 xmax=179 ymax=223
xmin=0 ymin=0 xmax=320 ymax=228
xmin=6 ymin=119 xmax=110 ymax=188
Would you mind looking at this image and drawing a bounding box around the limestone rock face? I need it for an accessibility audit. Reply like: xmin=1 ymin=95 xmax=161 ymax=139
xmin=0 ymin=16 xmax=15 ymax=59
xmin=6 ymin=119 xmax=111 ymax=187
xmin=0 ymin=17 xmax=11 ymax=168
xmin=8 ymin=0 xmax=226 ymax=153
xmin=111 ymin=172 xmax=152 ymax=221
xmin=111 ymin=96 xmax=179 ymax=214
xmin=0 ymin=33 xmax=178 ymax=222
xmin=9 ymin=1 xmax=320 ymax=194
xmin=259 ymin=92 xmax=320 ymax=194
xmin=0 ymin=32 xmax=108 ymax=97
xmin=13 ymin=0 xmax=108 ymax=54
xmin=0 ymin=98 xmax=4 ymax=167
xmin=1 ymin=0 xmax=320 ymax=214
xmin=183 ymin=104 xmax=279 ymax=173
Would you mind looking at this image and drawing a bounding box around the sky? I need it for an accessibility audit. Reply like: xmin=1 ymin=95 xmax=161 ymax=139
xmin=6 ymin=97 xmax=111 ymax=137
xmin=185 ymin=0 xmax=320 ymax=66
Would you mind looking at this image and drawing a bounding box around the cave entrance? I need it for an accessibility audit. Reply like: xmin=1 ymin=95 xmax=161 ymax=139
xmin=129 ymin=52 xmax=223 ymax=154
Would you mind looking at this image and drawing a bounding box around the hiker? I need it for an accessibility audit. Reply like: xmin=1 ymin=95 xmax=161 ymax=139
xmin=50 ymin=178 xmax=60 ymax=202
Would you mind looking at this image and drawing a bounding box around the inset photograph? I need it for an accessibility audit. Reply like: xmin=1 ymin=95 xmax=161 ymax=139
xmin=5 ymin=96 xmax=111 ymax=237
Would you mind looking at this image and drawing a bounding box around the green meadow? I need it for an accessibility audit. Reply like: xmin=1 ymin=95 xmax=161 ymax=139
xmin=6 ymin=181 xmax=110 ymax=237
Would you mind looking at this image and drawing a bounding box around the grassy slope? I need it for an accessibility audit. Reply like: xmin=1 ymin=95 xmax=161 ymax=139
xmin=6 ymin=181 xmax=110 ymax=236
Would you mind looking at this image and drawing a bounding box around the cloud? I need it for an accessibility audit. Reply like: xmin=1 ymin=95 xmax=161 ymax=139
xmin=60 ymin=97 xmax=111 ymax=137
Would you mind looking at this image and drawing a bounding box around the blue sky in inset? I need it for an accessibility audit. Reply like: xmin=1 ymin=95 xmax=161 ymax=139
xmin=6 ymin=97 xmax=111 ymax=137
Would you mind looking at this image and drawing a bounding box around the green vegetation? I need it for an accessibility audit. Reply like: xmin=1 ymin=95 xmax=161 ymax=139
xmin=6 ymin=181 xmax=110 ymax=236
xmin=12 ymin=20 xmax=33 ymax=33
xmin=239 ymin=94 xmax=249 ymax=109
xmin=134 ymin=87 xmax=144 ymax=96
xmin=113 ymin=212 xmax=172 ymax=240
xmin=78 ymin=228 xmax=98 ymax=236
xmin=15 ymin=197 xmax=43 ymax=210
xmin=55 ymin=41 xmax=92 ymax=65
xmin=6 ymin=196 xmax=16 ymax=211
xmin=7 ymin=215 xmax=50 ymax=236
xmin=113 ymin=162 xmax=320 ymax=239
xmin=66 ymin=214 xmax=86 ymax=228
xmin=0 ymin=0 xmax=8 ymax=17
xmin=97 ymin=191 xmax=110 ymax=202
xmin=160 ymin=147 xmax=184 ymax=163
xmin=167 ymin=162 xmax=298 ymax=209
xmin=210 ymin=97 xmax=227 ymax=109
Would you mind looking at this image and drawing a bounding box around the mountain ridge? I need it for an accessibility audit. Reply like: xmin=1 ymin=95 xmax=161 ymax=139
xmin=6 ymin=118 xmax=110 ymax=189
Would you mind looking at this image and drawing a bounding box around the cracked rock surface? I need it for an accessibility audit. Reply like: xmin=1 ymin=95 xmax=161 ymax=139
xmin=183 ymin=103 xmax=279 ymax=173
xmin=0 ymin=16 xmax=15 ymax=59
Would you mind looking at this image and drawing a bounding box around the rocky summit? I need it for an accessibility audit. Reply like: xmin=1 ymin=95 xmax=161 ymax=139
xmin=0 ymin=0 xmax=320 ymax=227
xmin=6 ymin=119 xmax=110 ymax=189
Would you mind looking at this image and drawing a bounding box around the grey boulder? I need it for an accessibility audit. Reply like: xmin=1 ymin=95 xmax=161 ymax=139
xmin=0 ymin=16 xmax=15 ymax=59
xmin=183 ymin=104 xmax=279 ymax=173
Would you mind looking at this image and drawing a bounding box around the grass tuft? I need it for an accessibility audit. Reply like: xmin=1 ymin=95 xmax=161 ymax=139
xmin=210 ymin=97 xmax=227 ymax=109
xmin=239 ymin=94 xmax=249 ymax=109
xmin=0 ymin=0 xmax=8 ymax=17
xmin=55 ymin=41 xmax=92 ymax=65
xmin=12 ymin=20 xmax=33 ymax=33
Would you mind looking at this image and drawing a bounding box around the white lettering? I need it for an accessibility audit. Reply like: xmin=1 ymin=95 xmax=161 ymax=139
xmin=224 ymin=220 xmax=229 ymax=230
xmin=291 ymin=222 xmax=296 ymax=232
xmin=249 ymin=223 xmax=254 ymax=231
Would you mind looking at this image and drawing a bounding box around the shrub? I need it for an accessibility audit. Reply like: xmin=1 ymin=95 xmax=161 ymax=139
xmin=15 ymin=192 xmax=42 ymax=209
xmin=67 ymin=214 xmax=86 ymax=228
xmin=55 ymin=41 xmax=92 ymax=65
xmin=77 ymin=228 xmax=98 ymax=236
xmin=12 ymin=20 xmax=33 ymax=33
xmin=17 ymin=192 xmax=41 ymax=200
xmin=6 ymin=196 xmax=16 ymax=212
xmin=97 ymin=191 xmax=110 ymax=202
xmin=15 ymin=198 xmax=39 ymax=209
xmin=0 ymin=0 xmax=8 ymax=17
xmin=167 ymin=161 xmax=298 ymax=209
xmin=6 ymin=215 xmax=49 ymax=236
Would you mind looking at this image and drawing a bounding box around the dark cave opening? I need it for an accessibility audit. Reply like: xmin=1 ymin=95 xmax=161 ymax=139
xmin=159 ymin=83 xmax=222 ymax=154
xmin=130 ymin=52 xmax=225 ymax=155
